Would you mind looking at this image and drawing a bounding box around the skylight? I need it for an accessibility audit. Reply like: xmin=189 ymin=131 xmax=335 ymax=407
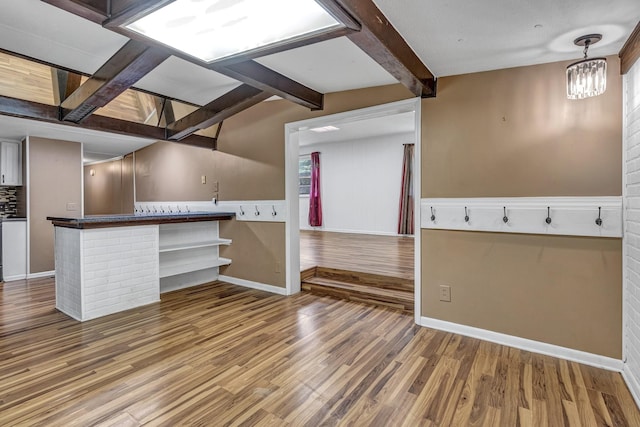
xmin=125 ymin=0 xmax=343 ymax=63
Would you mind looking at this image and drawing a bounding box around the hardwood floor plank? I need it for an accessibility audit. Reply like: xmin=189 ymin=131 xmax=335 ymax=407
xmin=1 ymin=277 xmax=638 ymax=426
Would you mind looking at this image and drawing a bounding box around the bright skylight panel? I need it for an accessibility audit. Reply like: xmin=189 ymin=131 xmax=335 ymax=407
xmin=126 ymin=0 xmax=343 ymax=63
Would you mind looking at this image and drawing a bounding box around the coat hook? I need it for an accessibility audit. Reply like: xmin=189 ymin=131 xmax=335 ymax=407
xmin=503 ymin=206 xmax=508 ymax=223
xmin=464 ymin=207 xmax=469 ymax=222
xmin=239 ymin=206 xmax=244 ymax=216
xmin=272 ymin=205 xmax=277 ymax=216
xmin=430 ymin=207 xmax=435 ymax=221
xmin=545 ymin=207 xmax=552 ymax=224
xmin=595 ymin=206 xmax=603 ymax=226
xmin=255 ymin=205 xmax=260 ymax=216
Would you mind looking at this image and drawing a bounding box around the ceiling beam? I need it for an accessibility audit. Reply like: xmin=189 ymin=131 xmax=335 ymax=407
xmin=42 ymin=0 xmax=327 ymax=110
xmin=317 ymin=0 xmax=436 ymax=97
xmin=167 ymin=84 xmax=270 ymax=141
xmin=215 ymin=61 xmax=324 ymax=110
xmin=0 ymin=95 xmax=216 ymax=150
xmin=61 ymin=40 xmax=170 ymax=123
xmin=620 ymin=21 xmax=640 ymax=75
xmin=51 ymin=69 xmax=82 ymax=105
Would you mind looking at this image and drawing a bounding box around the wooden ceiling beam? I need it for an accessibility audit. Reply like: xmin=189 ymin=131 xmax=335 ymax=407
xmin=215 ymin=61 xmax=324 ymax=110
xmin=317 ymin=0 xmax=436 ymax=97
xmin=43 ymin=0 xmax=327 ymax=110
xmin=167 ymin=84 xmax=270 ymax=141
xmin=0 ymin=95 xmax=216 ymax=150
xmin=61 ymin=40 xmax=170 ymax=123
xmin=620 ymin=21 xmax=640 ymax=75
xmin=51 ymin=69 xmax=82 ymax=105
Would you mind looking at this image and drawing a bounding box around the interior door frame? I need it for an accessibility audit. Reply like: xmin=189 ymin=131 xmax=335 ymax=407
xmin=284 ymin=97 xmax=422 ymax=322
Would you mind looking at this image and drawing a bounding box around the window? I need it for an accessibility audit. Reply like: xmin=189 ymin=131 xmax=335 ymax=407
xmin=299 ymin=155 xmax=311 ymax=196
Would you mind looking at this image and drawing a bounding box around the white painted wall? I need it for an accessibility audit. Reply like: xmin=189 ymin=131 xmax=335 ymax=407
xmin=624 ymin=57 xmax=640 ymax=405
xmin=299 ymin=132 xmax=412 ymax=235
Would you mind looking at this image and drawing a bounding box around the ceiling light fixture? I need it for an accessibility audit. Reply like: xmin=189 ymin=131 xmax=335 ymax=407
xmin=124 ymin=0 xmax=344 ymax=64
xmin=566 ymin=34 xmax=607 ymax=100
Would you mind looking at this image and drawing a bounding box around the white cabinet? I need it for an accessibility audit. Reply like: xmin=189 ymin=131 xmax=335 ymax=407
xmin=3 ymin=220 xmax=27 ymax=281
xmin=1 ymin=140 xmax=23 ymax=186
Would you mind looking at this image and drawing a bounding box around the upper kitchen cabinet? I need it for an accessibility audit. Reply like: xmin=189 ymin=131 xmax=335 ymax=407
xmin=1 ymin=140 xmax=23 ymax=186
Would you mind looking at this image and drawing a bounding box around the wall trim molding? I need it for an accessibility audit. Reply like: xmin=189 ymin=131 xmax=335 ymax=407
xmin=3 ymin=274 xmax=27 ymax=282
xmin=219 ymin=275 xmax=288 ymax=296
xmin=299 ymin=226 xmax=408 ymax=237
xmin=420 ymin=316 xmax=623 ymax=372
xmin=421 ymin=196 xmax=622 ymax=238
xmin=623 ymin=365 xmax=640 ymax=408
xmin=27 ymin=270 xmax=55 ymax=279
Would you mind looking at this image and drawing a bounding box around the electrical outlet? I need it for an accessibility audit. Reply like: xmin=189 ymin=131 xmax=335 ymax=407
xmin=201 ymin=175 xmax=206 ymax=184
xmin=439 ymin=285 xmax=451 ymax=302
xmin=213 ymin=181 xmax=219 ymax=191
xmin=275 ymin=262 xmax=281 ymax=273
xmin=66 ymin=202 xmax=78 ymax=211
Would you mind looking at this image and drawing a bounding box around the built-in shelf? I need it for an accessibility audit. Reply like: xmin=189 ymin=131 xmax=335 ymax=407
xmin=159 ymin=257 xmax=232 ymax=278
xmin=159 ymin=238 xmax=232 ymax=253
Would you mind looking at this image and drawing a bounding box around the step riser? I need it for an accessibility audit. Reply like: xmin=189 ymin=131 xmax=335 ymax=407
xmin=302 ymin=283 xmax=413 ymax=313
xmin=314 ymin=267 xmax=413 ymax=293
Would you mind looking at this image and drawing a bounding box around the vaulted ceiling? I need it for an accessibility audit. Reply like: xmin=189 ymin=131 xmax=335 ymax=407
xmin=0 ymin=0 xmax=637 ymax=156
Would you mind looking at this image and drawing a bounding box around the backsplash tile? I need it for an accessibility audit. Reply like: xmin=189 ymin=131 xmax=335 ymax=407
xmin=0 ymin=187 xmax=18 ymax=218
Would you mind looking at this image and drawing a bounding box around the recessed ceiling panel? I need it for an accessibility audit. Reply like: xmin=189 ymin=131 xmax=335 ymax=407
xmin=372 ymin=0 xmax=639 ymax=77
xmin=0 ymin=0 xmax=128 ymax=74
xmin=256 ymin=37 xmax=397 ymax=93
xmin=134 ymin=56 xmax=242 ymax=106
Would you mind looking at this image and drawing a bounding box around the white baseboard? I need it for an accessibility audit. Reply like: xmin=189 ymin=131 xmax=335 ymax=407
xmin=299 ymin=226 xmax=408 ymax=237
xmin=27 ymin=270 xmax=55 ymax=279
xmin=420 ymin=316 xmax=623 ymax=372
xmin=623 ymin=365 xmax=640 ymax=409
xmin=3 ymin=274 xmax=27 ymax=282
xmin=219 ymin=275 xmax=288 ymax=296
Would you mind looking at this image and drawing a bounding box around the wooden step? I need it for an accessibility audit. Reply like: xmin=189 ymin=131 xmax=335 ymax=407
xmin=302 ymin=275 xmax=413 ymax=313
xmin=314 ymin=267 xmax=413 ymax=293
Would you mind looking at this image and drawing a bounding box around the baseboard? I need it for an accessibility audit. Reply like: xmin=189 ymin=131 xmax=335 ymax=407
xmin=299 ymin=227 xmax=408 ymax=237
xmin=420 ymin=316 xmax=623 ymax=372
xmin=27 ymin=270 xmax=55 ymax=279
xmin=219 ymin=275 xmax=288 ymax=296
xmin=3 ymin=274 xmax=27 ymax=282
xmin=623 ymin=365 xmax=640 ymax=409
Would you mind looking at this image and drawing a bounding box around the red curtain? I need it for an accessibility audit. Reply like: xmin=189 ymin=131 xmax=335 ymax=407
xmin=397 ymin=144 xmax=414 ymax=235
xmin=308 ymin=151 xmax=323 ymax=226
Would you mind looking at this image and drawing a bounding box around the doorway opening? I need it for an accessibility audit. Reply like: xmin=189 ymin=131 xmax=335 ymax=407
xmin=284 ymin=98 xmax=421 ymax=320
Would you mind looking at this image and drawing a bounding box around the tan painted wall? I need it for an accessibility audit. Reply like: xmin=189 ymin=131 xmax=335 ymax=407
xmin=84 ymin=155 xmax=134 ymax=215
xmin=29 ymin=136 xmax=81 ymax=273
xmin=421 ymin=56 xmax=623 ymax=358
xmin=135 ymin=85 xmax=413 ymax=287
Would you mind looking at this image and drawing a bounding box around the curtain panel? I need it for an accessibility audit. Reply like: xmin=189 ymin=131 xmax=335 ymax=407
xmin=309 ymin=151 xmax=323 ymax=227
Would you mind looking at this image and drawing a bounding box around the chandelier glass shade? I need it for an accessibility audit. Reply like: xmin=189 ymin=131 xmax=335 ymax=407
xmin=566 ymin=34 xmax=606 ymax=100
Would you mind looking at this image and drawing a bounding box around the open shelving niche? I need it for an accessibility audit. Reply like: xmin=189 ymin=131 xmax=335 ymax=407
xmin=158 ymin=221 xmax=231 ymax=293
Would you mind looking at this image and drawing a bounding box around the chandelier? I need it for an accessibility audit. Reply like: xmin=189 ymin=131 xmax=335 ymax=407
xmin=566 ymin=34 xmax=607 ymax=100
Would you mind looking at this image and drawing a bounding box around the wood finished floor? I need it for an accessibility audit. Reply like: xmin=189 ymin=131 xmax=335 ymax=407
xmin=300 ymin=230 xmax=414 ymax=280
xmin=1 ymin=277 xmax=639 ymax=426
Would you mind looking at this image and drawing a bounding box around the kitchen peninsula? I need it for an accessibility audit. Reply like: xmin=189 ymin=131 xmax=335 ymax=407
xmin=48 ymin=212 xmax=234 ymax=321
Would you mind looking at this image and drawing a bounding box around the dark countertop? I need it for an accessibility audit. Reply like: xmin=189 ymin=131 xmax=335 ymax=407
xmin=47 ymin=212 xmax=235 ymax=229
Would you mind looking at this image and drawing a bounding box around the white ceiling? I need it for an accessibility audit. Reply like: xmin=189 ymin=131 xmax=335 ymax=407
xmin=0 ymin=0 xmax=637 ymax=156
xmin=299 ymin=111 xmax=415 ymax=146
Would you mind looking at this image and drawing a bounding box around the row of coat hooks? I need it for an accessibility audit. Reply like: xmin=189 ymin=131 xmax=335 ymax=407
xmin=429 ymin=206 xmax=605 ymax=226
xmin=238 ymin=205 xmax=278 ymax=217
